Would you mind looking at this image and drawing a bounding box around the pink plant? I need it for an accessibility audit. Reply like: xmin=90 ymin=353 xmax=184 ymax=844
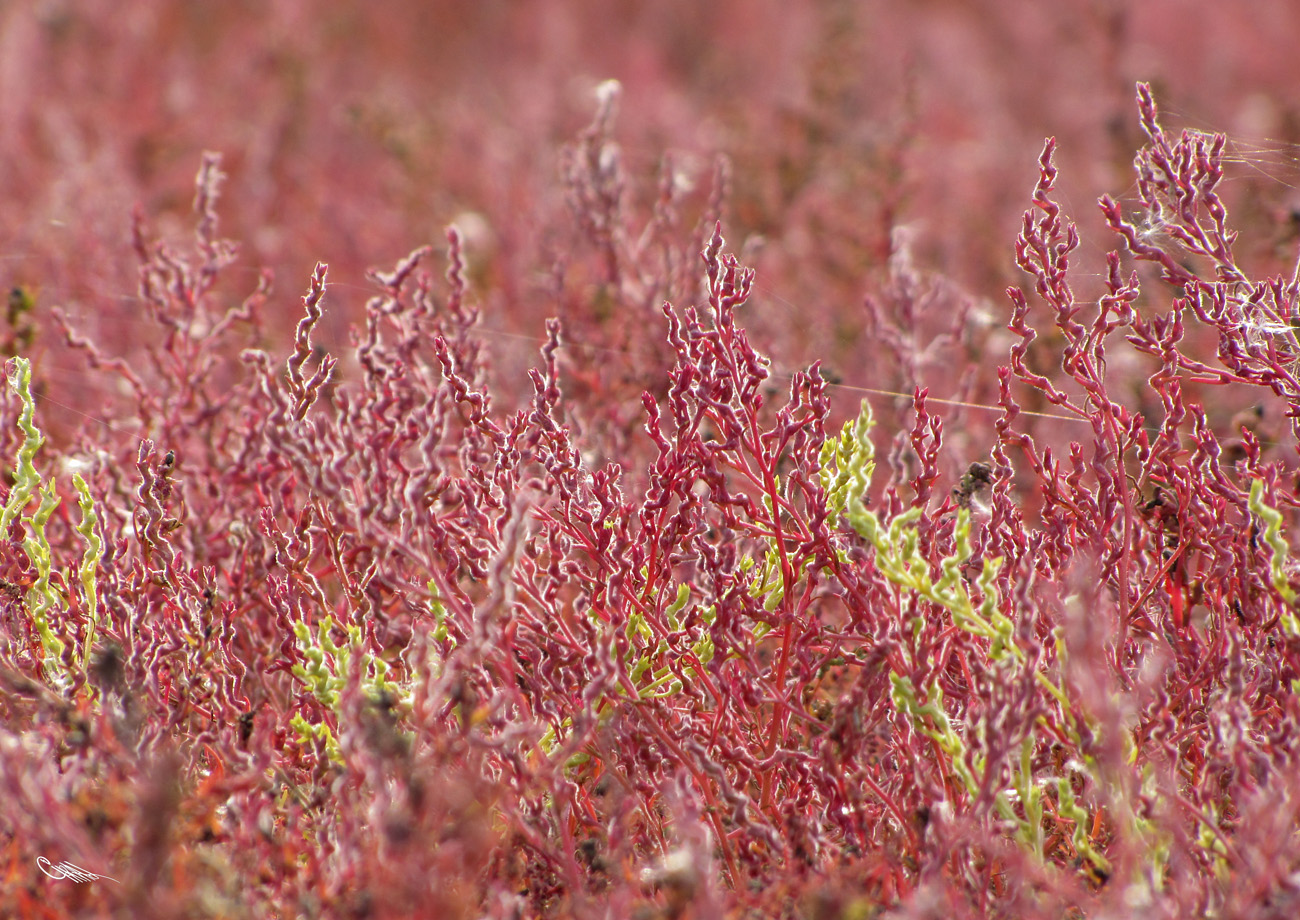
xmin=4 ymin=33 xmax=1300 ymax=917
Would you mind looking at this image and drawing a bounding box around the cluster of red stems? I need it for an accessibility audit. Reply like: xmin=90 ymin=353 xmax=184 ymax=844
xmin=3 ymin=83 xmax=1300 ymax=919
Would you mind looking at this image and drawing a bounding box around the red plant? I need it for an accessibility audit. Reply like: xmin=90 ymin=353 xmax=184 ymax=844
xmin=5 ymin=59 xmax=1300 ymax=920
